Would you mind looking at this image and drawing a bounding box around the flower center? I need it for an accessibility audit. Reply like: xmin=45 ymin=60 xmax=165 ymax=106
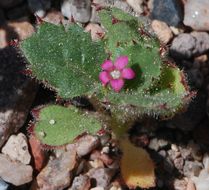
xmin=110 ymin=70 xmax=121 ymax=79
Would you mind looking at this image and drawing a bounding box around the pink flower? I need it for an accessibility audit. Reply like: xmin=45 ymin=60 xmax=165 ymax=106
xmin=99 ymin=56 xmax=135 ymax=92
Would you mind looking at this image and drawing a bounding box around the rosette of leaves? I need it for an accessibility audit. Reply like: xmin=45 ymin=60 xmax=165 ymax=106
xmin=20 ymin=7 xmax=194 ymax=189
xmin=21 ymin=8 xmax=193 ymax=120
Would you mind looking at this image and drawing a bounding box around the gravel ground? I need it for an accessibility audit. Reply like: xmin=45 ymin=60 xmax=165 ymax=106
xmin=0 ymin=0 xmax=209 ymax=190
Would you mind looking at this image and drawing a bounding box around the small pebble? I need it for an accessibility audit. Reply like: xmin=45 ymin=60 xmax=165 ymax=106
xmin=61 ymin=0 xmax=91 ymax=23
xmin=151 ymin=20 xmax=173 ymax=44
xmin=151 ymin=0 xmax=183 ymax=26
xmin=203 ymin=153 xmax=209 ymax=172
xmin=183 ymin=161 xmax=203 ymax=178
xmin=174 ymin=157 xmax=184 ymax=171
xmin=68 ymin=175 xmax=91 ymax=190
xmin=173 ymin=179 xmax=187 ymax=190
xmin=101 ymin=146 xmax=110 ymax=154
xmin=74 ymin=135 xmax=100 ymax=157
xmin=126 ymin=0 xmax=143 ymax=14
xmin=90 ymin=187 xmax=104 ymax=190
xmin=2 ymin=133 xmax=31 ymax=165
xmin=171 ymin=144 xmax=179 ymax=152
xmin=88 ymin=168 xmax=116 ymax=188
xmin=88 ymin=159 xmax=104 ymax=169
xmin=186 ymin=179 xmax=196 ymax=190
xmin=148 ymin=138 xmax=159 ymax=151
xmin=184 ymin=0 xmax=209 ymax=31
xmin=85 ymin=23 xmax=105 ymax=41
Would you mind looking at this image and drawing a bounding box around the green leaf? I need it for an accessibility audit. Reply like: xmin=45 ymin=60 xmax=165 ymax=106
xmin=31 ymin=105 xmax=102 ymax=147
xmin=20 ymin=22 xmax=107 ymax=99
xmin=106 ymin=64 xmax=193 ymax=119
xmin=98 ymin=8 xmax=162 ymax=90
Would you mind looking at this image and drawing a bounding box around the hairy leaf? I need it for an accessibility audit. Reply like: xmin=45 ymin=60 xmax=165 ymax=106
xmin=106 ymin=64 xmax=193 ymax=119
xmin=21 ymin=23 xmax=107 ymax=99
xmin=30 ymin=105 xmax=101 ymax=147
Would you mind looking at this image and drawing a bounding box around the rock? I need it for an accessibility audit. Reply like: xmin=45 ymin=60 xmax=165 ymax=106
xmin=170 ymin=33 xmax=195 ymax=59
xmin=0 ymin=21 xmax=34 ymax=48
xmin=113 ymin=1 xmax=133 ymax=14
xmin=100 ymin=153 xmax=114 ymax=166
xmin=174 ymin=157 xmax=184 ymax=171
xmin=0 ymin=178 xmax=8 ymax=190
xmin=173 ymin=179 xmax=187 ymax=190
xmin=90 ymin=150 xmax=101 ymax=161
xmin=198 ymin=169 xmax=209 ymax=179
xmin=68 ymin=175 xmax=91 ymax=190
xmin=75 ymin=159 xmax=86 ymax=175
xmin=184 ymin=0 xmax=209 ymax=31
xmin=203 ymin=154 xmax=209 ymax=172
xmin=90 ymin=187 xmax=104 ymax=190
xmin=192 ymin=175 xmax=209 ymax=190
xmin=158 ymin=150 xmax=167 ymax=158
xmin=179 ymin=147 xmax=192 ymax=160
xmin=109 ymin=186 xmax=122 ymax=190
xmin=186 ymin=180 xmax=196 ymax=190
xmin=0 ymin=29 xmax=7 ymax=48
xmin=0 ymin=47 xmax=37 ymax=148
xmin=43 ymin=10 xmax=64 ymax=25
xmin=126 ymin=0 xmax=143 ymax=14
xmin=148 ymin=138 xmax=159 ymax=151
xmin=170 ymin=26 xmax=184 ymax=35
xmin=88 ymin=159 xmax=104 ymax=169
xmin=101 ymin=146 xmax=110 ymax=154
xmin=61 ymin=0 xmax=91 ymax=23
xmin=158 ymin=139 xmax=168 ymax=149
xmin=170 ymin=32 xmax=209 ymax=59
xmin=92 ymin=0 xmax=111 ymax=7
xmin=151 ymin=0 xmax=183 ymax=26
xmin=37 ymin=146 xmax=77 ymax=190
xmin=0 ymin=0 xmax=24 ymax=9
xmin=168 ymin=149 xmax=181 ymax=161
xmin=149 ymin=138 xmax=168 ymax=151
xmin=85 ymin=23 xmax=105 ymax=41
xmin=0 ymin=154 xmax=33 ymax=186
xmin=28 ymin=0 xmax=51 ymax=18
xmin=183 ymin=161 xmax=203 ymax=178
xmin=88 ymin=168 xmax=116 ymax=188
xmin=1 ymin=133 xmax=31 ymax=165
xmin=171 ymin=144 xmax=179 ymax=152
xmin=74 ymin=135 xmax=100 ymax=157
xmin=90 ymin=6 xmax=100 ymax=23
xmin=191 ymin=32 xmax=209 ymax=55
xmin=99 ymin=133 xmax=111 ymax=146
xmin=151 ymin=20 xmax=173 ymax=44
xmin=29 ymin=135 xmax=48 ymax=171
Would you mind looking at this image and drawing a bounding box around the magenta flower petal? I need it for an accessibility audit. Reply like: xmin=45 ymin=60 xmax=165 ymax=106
xmin=122 ymin=68 xmax=135 ymax=79
xmin=114 ymin=56 xmax=128 ymax=70
xmin=99 ymin=71 xmax=110 ymax=85
xmin=110 ymin=79 xmax=124 ymax=92
xmin=101 ymin=60 xmax=114 ymax=71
